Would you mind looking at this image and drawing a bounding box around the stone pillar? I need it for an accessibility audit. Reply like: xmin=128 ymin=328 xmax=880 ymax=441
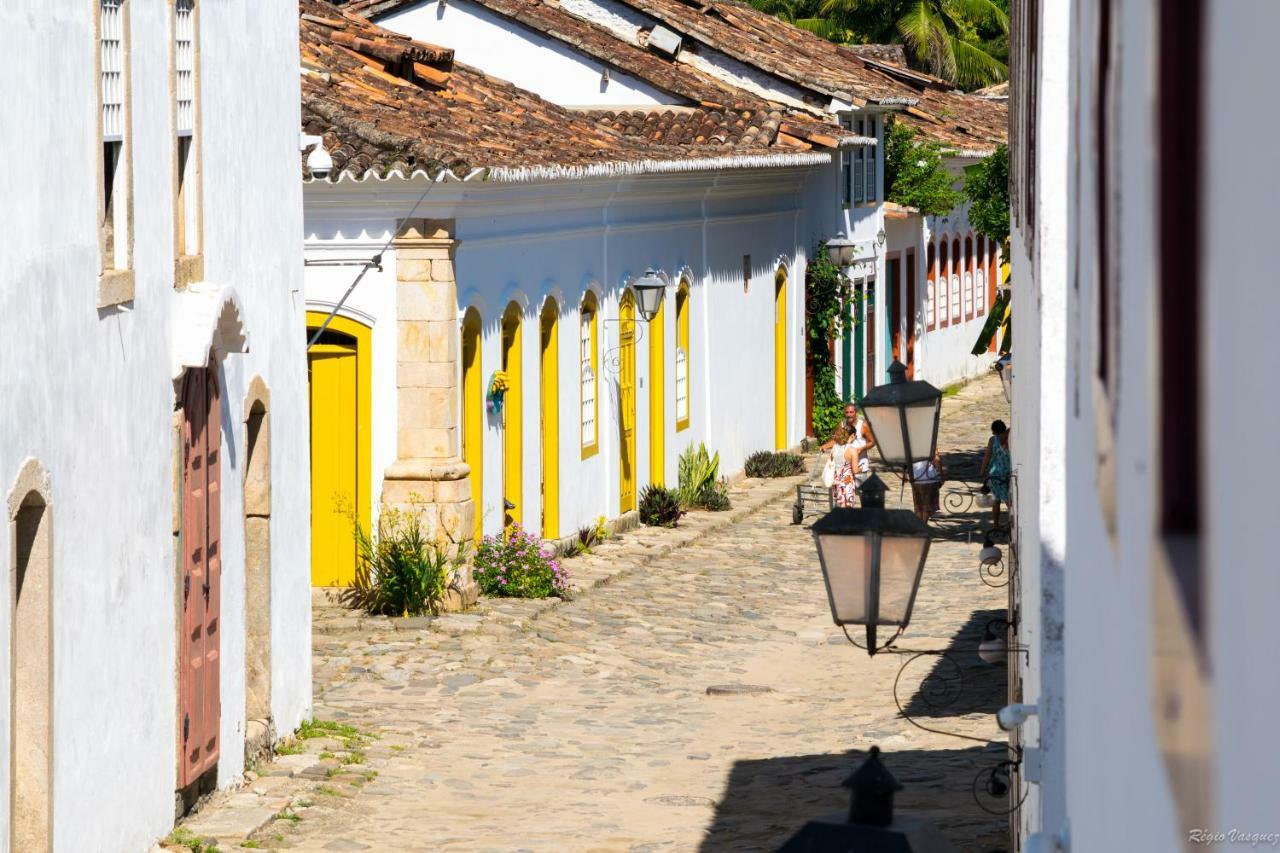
xmin=382 ymin=218 xmax=478 ymax=609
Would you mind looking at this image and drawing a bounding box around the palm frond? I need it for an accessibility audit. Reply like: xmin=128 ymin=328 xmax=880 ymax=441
xmin=946 ymin=0 xmax=1009 ymax=33
xmin=795 ymin=16 xmax=845 ymax=39
xmin=746 ymin=0 xmax=799 ymax=21
xmin=898 ymin=1 xmax=955 ymax=81
xmin=950 ymin=35 xmax=1007 ymax=88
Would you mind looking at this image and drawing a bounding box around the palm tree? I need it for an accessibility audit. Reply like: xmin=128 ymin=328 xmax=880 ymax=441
xmin=809 ymin=0 xmax=1010 ymax=89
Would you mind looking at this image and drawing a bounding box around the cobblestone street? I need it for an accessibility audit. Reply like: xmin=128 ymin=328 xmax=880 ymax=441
xmin=182 ymin=374 xmax=1012 ymax=853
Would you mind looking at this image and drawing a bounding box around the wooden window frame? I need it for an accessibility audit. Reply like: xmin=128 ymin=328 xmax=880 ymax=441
xmin=96 ymin=0 xmax=135 ymax=307
xmin=172 ymin=0 xmax=204 ymax=287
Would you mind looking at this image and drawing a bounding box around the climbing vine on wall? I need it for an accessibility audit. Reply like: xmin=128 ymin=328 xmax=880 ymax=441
xmin=806 ymin=245 xmax=855 ymax=440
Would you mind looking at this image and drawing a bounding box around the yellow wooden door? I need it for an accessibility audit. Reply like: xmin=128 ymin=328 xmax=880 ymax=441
xmin=648 ymin=292 xmax=665 ymax=487
xmin=502 ymin=304 xmax=523 ymax=538
xmin=619 ymin=292 xmax=637 ymax=512
xmin=462 ymin=309 xmax=483 ymax=542
xmin=774 ymin=267 xmax=787 ymax=450
xmin=309 ymin=341 xmax=359 ymax=586
xmin=540 ymin=302 xmax=560 ymax=540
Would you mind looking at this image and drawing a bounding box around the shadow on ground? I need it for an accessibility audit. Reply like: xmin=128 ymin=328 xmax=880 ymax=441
xmin=895 ymin=608 xmax=1008 ymax=719
xmin=699 ymin=744 xmax=1012 ymax=853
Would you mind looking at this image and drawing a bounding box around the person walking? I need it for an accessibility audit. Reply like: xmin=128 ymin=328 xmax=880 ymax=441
xmin=825 ymin=403 xmax=877 ymax=508
xmin=910 ymin=451 xmax=945 ymax=522
xmin=979 ymin=420 xmax=1012 ymax=526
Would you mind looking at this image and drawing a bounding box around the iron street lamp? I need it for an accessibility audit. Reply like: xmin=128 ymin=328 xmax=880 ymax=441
xmin=825 ymin=232 xmax=856 ymax=267
xmin=631 ymin=269 xmax=667 ymax=322
xmin=779 ymin=746 xmax=957 ymax=852
xmin=811 ymin=475 xmax=932 ymax=656
xmin=860 ymin=361 xmax=942 ymax=474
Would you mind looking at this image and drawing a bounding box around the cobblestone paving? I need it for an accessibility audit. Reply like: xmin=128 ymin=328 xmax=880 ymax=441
xmin=182 ymin=374 xmax=1013 ymax=853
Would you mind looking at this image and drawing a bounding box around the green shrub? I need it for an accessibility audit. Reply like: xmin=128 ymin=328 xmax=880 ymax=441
xmin=473 ymin=524 xmax=570 ymax=598
xmin=698 ymin=480 xmax=732 ymax=512
xmin=342 ymin=505 xmax=460 ymax=617
xmin=678 ymin=443 xmax=729 ymax=510
xmin=573 ymin=515 xmax=610 ymax=554
xmin=744 ymin=451 xmax=806 ymax=478
xmin=638 ymin=484 xmax=683 ymax=527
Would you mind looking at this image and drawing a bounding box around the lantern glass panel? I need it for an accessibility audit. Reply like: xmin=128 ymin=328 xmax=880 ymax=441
xmin=862 ymin=399 xmax=940 ymax=466
xmin=876 ymin=533 xmax=929 ymax=624
xmin=815 ymin=531 xmax=873 ymax=625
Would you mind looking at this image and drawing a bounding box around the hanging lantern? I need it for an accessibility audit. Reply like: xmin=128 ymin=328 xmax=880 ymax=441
xmin=631 ymin=269 xmax=666 ymax=322
xmin=825 ymin=232 xmax=857 ymax=267
xmin=860 ymin=361 xmax=943 ymax=472
xmin=811 ymin=476 xmax=932 ymax=656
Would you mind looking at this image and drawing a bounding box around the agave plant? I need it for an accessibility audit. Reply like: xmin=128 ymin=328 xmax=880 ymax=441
xmin=677 ymin=443 xmax=721 ymax=508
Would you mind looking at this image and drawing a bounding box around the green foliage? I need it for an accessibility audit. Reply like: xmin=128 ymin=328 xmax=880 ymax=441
xmin=638 ymin=484 xmax=683 ymax=527
xmin=474 ymin=524 xmax=571 ymax=598
xmin=297 ymin=719 xmax=365 ymax=741
xmin=884 ymin=121 xmax=963 ymax=216
xmin=744 ymin=451 xmax=807 ymax=478
xmin=963 ymin=144 xmax=1010 ymax=242
xmin=343 ymin=503 xmax=460 ymax=617
xmin=571 ymin=516 xmax=611 ymax=555
xmin=677 ymin=443 xmax=729 ymax=510
xmin=807 ymin=245 xmax=856 ymax=438
xmin=166 ymin=828 xmax=220 ymax=853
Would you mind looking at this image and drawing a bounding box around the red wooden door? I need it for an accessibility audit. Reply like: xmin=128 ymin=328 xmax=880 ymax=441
xmin=180 ymin=362 xmax=221 ymax=787
xmin=905 ymin=249 xmax=917 ymax=378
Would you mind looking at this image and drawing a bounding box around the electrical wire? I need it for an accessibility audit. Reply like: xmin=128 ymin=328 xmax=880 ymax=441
xmin=306 ymin=177 xmax=438 ymax=350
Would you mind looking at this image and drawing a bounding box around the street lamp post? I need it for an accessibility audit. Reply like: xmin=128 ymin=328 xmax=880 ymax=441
xmin=860 ymin=361 xmax=943 ymax=478
xmin=825 ymin=232 xmax=856 ymax=267
xmin=631 ymin=269 xmax=667 ymax=322
xmin=811 ymin=475 xmax=932 ymax=656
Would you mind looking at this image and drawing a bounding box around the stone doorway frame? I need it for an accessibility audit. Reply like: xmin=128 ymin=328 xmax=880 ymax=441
xmin=8 ymin=458 xmax=54 ymax=853
xmin=242 ymin=377 xmax=274 ymax=765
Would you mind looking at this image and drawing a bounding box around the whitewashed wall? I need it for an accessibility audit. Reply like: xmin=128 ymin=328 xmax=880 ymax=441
xmin=0 ymin=3 xmax=308 ymax=851
xmin=305 ymin=166 xmax=814 ymax=539
xmin=1010 ymin=1 xmax=1280 ymax=851
xmin=381 ymin=0 xmax=679 ymax=107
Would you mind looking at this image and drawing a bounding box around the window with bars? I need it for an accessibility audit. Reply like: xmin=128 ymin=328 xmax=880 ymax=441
xmin=865 ymin=116 xmax=878 ymax=203
xmin=580 ymin=297 xmax=598 ymax=454
xmin=675 ymin=284 xmax=690 ymax=430
xmin=99 ymin=0 xmax=131 ymax=284
xmin=840 ymin=115 xmax=853 ymax=208
xmin=853 ymin=117 xmax=865 ymax=204
xmin=174 ymin=0 xmax=201 ymax=266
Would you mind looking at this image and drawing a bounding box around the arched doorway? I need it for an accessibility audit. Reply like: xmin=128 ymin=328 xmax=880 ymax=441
xmin=243 ymin=382 xmax=272 ymax=763
xmin=774 ymin=266 xmax=788 ymax=450
xmin=305 ymin=312 xmax=370 ymax=587
xmin=461 ymin=307 xmax=483 ymax=542
xmin=540 ymin=300 xmax=560 ymax=540
xmin=9 ymin=463 xmax=52 ymax=853
xmin=618 ymin=290 xmax=637 ymax=513
xmin=648 ymin=288 xmax=665 ymax=486
xmin=501 ymin=302 xmax=523 ymax=538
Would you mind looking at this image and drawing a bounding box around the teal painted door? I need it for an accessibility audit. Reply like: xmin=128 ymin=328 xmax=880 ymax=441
xmin=853 ymin=280 xmax=866 ymax=400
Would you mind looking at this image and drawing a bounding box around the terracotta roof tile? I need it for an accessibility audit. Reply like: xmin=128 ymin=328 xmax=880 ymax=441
xmin=300 ymin=0 xmax=833 ymax=182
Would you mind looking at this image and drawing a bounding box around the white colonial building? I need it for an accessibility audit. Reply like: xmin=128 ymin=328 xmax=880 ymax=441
xmin=301 ymin=0 xmax=1006 ymax=590
xmin=0 ymin=2 xmax=310 ymax=849
xmin=1006 ymin=1 xmax=1279 ymax=851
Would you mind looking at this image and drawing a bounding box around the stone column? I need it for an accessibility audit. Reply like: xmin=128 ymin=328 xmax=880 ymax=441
xmin=382 ymin=218 xmax=478 ymax=609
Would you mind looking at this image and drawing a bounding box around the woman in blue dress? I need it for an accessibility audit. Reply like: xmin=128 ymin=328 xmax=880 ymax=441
xmin=980 ymin=419 xmax=1012 ymax=527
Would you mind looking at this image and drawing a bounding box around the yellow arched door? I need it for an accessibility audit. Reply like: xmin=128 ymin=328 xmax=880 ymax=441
xmin=306 ymin=312 xmax=370 ymax=586
xmin=774 ymin=267 xmax=787 ymax=450
xmin=540 ymin=300 xmax=560 ymax=540
xmin=502 ymin=303 xmax=523 ymax=538
xmin=648 ymin=291 xmax=665 ymax=487
xmin=619 ymin=291 xmax=637 ymax=513
xmin=461 ymin=308 xmax=483 ymax=542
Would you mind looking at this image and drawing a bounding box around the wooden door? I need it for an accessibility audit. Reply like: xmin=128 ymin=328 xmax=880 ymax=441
xmin=887 ymin=256 xmax=902 ymax=365
xmin=773 ymin=268 xmax=787 ymax=450
xmin=180 ymin=362 xmax=221 ymax=787
xmin=905 ymin=249 xmax=917 ymax=378
xmin=867 ymin=278 xmax=878 ymax=387
xmin=540 ymin=302 xmax=560 ymax=540
xmin=308 ymin=334 xmax=359 ymax=586
xmin=648 ymin=293 xmax=665 ymax=486
xmin=853 ymin=279 xmax=865 ymax=400
xmin=502 ymin=304 xmax=523 ymax=537
xmin=618 ymin=292 xmax=636 ymax=513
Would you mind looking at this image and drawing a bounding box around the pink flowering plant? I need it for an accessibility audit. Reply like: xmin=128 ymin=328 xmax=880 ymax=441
xmin=473 ymin=524 xmax=571 ymax=599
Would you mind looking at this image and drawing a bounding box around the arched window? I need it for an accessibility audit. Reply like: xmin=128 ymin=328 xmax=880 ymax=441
xmin=926 ymin=242 xmax=937 ymax=331
xmin=579 ymin=291 xmax=599 ymax=456
xmin=938 ymin=239 xmax=950 ymax=328
xmin=964 ymin=234 xmax=975 ymax=320
xmin=950 ymin=237 xmax=962 ymax=324
xmin=975 ymin=235 xmax=986 ymax=316
xmin=675 ymin=280 xmax=691 ymax=431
